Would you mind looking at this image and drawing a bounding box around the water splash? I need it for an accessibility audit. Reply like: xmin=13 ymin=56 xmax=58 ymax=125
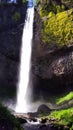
xmin=15 ymin=7 xmax=34 ymax=113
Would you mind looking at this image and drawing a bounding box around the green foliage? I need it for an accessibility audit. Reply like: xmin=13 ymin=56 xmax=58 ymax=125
xmin=0 ymin=102 xmax=12 ymax=119
xmin=0 ymin=102 xmax=23 ymax=130
xmin=41 ymin=108 xmax=73 ymax=128
xmin=12 ymin=12 xmax=21 ymax=21
xmin=22 ymin=0 xmax=26 ymax=4
xmin=56 ymin=92 xmax=73 ymax=105
xmin=40 ymin=2 xmax=65 ymax=17
xmin=42 ymin=9 xmax=73 ymax=46
xmin=36 ymin=0 xmax=40 ymax=4
xmin=70 ymin=125 xmax=73 ymax=130
xmin=48 ymin=108 xmax=73 ymax=126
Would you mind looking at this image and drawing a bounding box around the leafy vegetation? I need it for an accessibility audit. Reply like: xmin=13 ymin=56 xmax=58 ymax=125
xmin=48 ymin=108 xmax=73 ymax=127
xmin=40 ymin=108 xmax=73 ymax=129
xmin=56 ymin=92 xmax=73 ymax=105
xmin=39 ymin=0 xmax=73 ymax=46
xmin=41 ymin=9 xmax=73 ymax=46
xmin=40 ymin=3 xmax=65 ymax=17
xmin=0 ymin=102 xmax=23 ymax=130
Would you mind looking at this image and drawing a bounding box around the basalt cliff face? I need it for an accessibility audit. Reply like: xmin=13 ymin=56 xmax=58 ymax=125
xmin=0 ymin=4 xmax=73 ymax=101
xmin=32 ymin=9 xmax=73 ymax=99
xmin=0 ymin=4 xmax=27 ymax=99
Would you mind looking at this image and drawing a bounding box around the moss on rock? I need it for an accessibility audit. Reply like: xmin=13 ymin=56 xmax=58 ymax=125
xmin=48 ymin=108 xmax=73 ymax=126
xmin=56 ymin=92 xmax=73 ymax=105
xmin=41 ymin=108 xmax=73 ymax=129
xmin=41 ymin=9 xmax=73 ymax=46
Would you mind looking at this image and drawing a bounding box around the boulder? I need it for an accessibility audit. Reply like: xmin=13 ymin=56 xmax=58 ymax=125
xmin=37 ymin=104 xmax=51 ymax=114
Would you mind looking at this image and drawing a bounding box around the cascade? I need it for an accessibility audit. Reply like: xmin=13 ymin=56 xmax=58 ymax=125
xmin=15 ymin=1 xmax=34 ymax=113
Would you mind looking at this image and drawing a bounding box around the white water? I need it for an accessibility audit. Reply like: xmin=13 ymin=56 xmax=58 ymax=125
xmin=15 ymin=7 xmax=34 ymax=113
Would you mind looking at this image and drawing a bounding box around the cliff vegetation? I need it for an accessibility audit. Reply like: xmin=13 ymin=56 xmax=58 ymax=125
xmin=39 ymin=0 xmax=73 ymax=46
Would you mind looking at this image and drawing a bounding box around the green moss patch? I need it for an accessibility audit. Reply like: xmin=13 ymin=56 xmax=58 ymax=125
xmin=41 ymin=9 xmax=73 ymax=46
xmin=48 ymin=108 xmax=73 ymax=126
xmin=40 ymin=108 xmax=73 ymax=129
xmin=56 ymin=92 xmax=73 ymax=105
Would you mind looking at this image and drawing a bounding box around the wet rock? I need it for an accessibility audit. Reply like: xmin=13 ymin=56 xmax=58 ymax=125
xmin=49 ymin=118 xmax=57 ymax=123
xmin=17 ymin=117 xmax=27 ymax=124
xmin=40 ymin=118 xmax=48 ymax=124
xmin=37 ymin=104 xmax=51 ymax=114
xmin=39 ymin=124 xmax=47 ymax=129
xmin=29 ymin=118 xmax=38 ymax=122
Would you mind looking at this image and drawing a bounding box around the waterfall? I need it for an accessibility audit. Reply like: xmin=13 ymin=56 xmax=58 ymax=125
xmin=15 ymin=7 xmax=34 ymax=113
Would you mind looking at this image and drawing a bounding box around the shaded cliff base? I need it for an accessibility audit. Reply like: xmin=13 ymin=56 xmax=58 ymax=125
xmin=0 ymin=101 xmax=73 ymax=130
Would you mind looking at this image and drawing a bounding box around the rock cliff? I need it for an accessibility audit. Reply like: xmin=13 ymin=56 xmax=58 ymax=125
xmin=0 ymin=4 xmax=73 ymax=103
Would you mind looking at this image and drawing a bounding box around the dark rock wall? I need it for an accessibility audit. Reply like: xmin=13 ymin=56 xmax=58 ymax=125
xmin=0 ymin=5 xmax=27 ymax=99
xmin=0 ymin=4 xmax=27 ymax=31
xmin=32 ymin=47 xmax=73 ymax=100
xmin=32 ymin=10 xmax=73 ymax=99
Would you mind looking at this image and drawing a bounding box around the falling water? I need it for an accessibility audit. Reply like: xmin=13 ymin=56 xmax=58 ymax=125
xmin=15 ymin=6 xmax=34 ymax=113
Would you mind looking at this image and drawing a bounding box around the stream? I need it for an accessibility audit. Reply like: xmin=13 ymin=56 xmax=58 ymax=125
xmin=14 ymin=113 xmax=60 ymax=130
xmin=22 ymin=123 xmax=57 ymax=130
